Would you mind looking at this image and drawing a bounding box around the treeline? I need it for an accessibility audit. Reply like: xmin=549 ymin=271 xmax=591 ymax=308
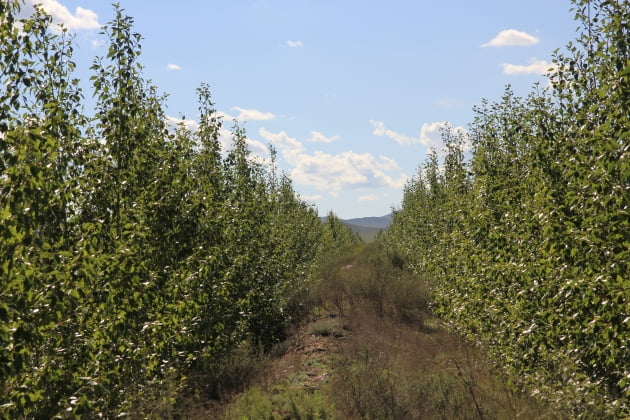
xmin=384 ymin=0 xmax=628 ymax=417
xmin=0 ymin=2 xmax=358 ymax=418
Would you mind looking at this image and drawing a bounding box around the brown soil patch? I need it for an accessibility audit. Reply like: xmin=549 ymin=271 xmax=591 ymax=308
xmin=265 ymin=314 xmax=349 ymax=393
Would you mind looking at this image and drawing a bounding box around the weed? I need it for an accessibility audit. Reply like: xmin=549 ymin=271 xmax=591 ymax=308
xmin=181 ymin=243 xmax=559 ymax=419
xmin=221 ymin=384 xmax=333 ymax=419
xmin=329 ymin=317 xmax=559 ymax=420
xmin=308 ymin=317 xmax=349 ymax=338
xmin=311 ymin=242 xmax=431 ymax=329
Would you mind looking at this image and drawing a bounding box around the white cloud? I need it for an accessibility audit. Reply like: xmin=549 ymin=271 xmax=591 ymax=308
xmin=258 ymin=128 xmax=304 ymax=157
xmin=217 ymin=128 xmax=233 ymax=151
xmin=308 ymin=130 xmax=340 ymax=143
xmin=232 ymin=106 xmax=276 ymax=121
xmin=287 ymin=40 xmax=303 ymax=48
xmin=258 ymin=128 xmax=407 ymax=192
xmin=30 ymin=0 xmax=100 ymax=30
xmin=217 ymin=111 xmax=235 ymax=121
xmin=291 ymin=151 xmax=408 ymax=192
xmin=245 ymin=138 xmax=269 ymax=156
xmin=419 ymin=122 xmax=447 ymax=147
xmin=164 ymin=116 xmax=270 ymax=164
xmin=167 ymin=63 xmax=182 ymax=71
xmin=378 ymin=155 xmax=400 ymax=171
xmin=502 ymin=58 xmax=554 ymax=75
xmin=422 ymin=122 xmax=471 ymax=156
xmin=220 ymin=128 xmax=270 ymax=165
xmin=482 ymin=29 xmax=539 ymax=47
xmin=371 ymin=120 xmax=466 ymax=150
xmin=370 ymin=120 xmax=417 ymax=146
xmin=165 ymin=115 xmax=198 ymax=132
xmin=90 ymin=39 xmax=105 ymax=49
xmin=258 ymin=127 xmax=304 ymax=165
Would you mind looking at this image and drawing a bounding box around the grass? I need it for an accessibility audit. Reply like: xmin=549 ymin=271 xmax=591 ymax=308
xmin=178 ymin=242 xmax=560 ymax=419
xmin=311 ymin=242 xmax=429 ymax=327
xmin=329 ymin=312 xmax=557 ymax=419
xmin=221 ymin=385 xmax=332 ymax=420
xmin=311 ymin=242 xmax=558 ymax=419
xmin=211 ymin=313 xmax=340 ymax=419
xmin=307 ymin=316 xmax=349 ymax=338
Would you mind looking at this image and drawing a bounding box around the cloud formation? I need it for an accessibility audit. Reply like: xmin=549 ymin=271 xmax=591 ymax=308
xmin=258 ymin=128 xmax=406 ymax=192
xmin=217 ymin=127 xmax=268 ymax=159
xmin=165 ymin=116 xmax=268 ymax=160
xmin=370 ymin=120 xmax=417 ymax=146
xmin=245 ymin=138 xmax=269 ymax=156
xmin=377 ymin=155 xmax=401 ymax=171
xmin=502 ymin=58 xmax=553 ymax=75
xmin=30 ymin=0 xmax=100 ymax=30
xmin=419 ymin=122 xmax=448 ymax=148
xmin=90 ymin=39 xmax=105 ymax=49
xmin=290 ymin=151 xmax=407 ymax=192
xmin=258 ymin=128 xmax=304 ymax=160
xmin=308 ymin=130 xmax=340 ymax=143
xmin=165 ymin=115 xmax=198 ymax=131
xmin=482 ymin=29 xmax=539 ymax=47
xmin=232 ymin=106 xmax=276 ymax=121
xmin=167 ymin=63 xmax=182 ymax=71
xmin=371 ymin=120 xmax=465 ymax=150
xmin=287 ymin=40 xmax=303 ymax=48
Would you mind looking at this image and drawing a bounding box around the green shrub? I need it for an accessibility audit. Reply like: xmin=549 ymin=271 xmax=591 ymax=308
xmin=222 ymin=385 xmax=333 ymax=420
xmin=382 ymin=0 xmax=629 ymax=415
xmin=0 ymin=3 xmax=350 ymax=417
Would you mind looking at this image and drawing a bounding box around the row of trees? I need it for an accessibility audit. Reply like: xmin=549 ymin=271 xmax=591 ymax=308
xmin=384 ymin=0 xmax=628 ymax=416
xmin=0 ymin=2 xmax=358 ymax=417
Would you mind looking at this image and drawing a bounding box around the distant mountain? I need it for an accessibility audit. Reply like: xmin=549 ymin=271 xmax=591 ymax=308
xmin=320 ymin=214 xmax=392 ymax=242
xmin=343 ymin=214 xmax=392 ymax=229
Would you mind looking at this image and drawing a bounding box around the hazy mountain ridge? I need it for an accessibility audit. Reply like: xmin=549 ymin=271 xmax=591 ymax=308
xmin=321 ymin=214 xmax=392 ymax=241
xmin=343 ymin=214 xmax=392 ymax=229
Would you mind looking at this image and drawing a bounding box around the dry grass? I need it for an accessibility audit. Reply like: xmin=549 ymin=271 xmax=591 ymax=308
xmin=311 ymin=243 xmax=429 ymax=326
xmin=330 ymin=309 xmax=558 ymax=419
xmin=312 ymin=242 xmax=559 ymax=419
xmin=177 ymin=242 xmax=560 ymax=419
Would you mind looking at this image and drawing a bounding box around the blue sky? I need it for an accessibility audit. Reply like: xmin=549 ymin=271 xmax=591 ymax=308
xmin=27 ymin=0 xmax=579 ymax=218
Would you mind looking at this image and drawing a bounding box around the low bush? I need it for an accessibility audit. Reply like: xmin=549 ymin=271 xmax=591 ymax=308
xmin=331 ymin=319 xmax=558 ymax=420
xmin=312 ymin=242 xmax=431 ymax=328
xmin=222 ymin=385 xmax=332 ymax=420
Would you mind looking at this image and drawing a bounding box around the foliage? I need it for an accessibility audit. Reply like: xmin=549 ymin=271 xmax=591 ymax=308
xmin=0 ymin=2 xmax=355 ymax=417
xmin=383 ymin=0 xmax=629 ymax=416
xmin=319 ymin=244 xmax=552 ymax=420
xmin=321 ymin=211 xmax=362 ymax=255
xmin=221 ymin=385 xmax=333 ymax=420
xmin=313 ymin=242 xmax=429 ymax=324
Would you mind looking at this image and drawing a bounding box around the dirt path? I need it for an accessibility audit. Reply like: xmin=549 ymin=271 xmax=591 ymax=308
xmin=266 ymin=313 xmax=347 ymax=394
xmin=201 ymin=245 xmax=556 ymax=419
xmin=204 ymin=311 xmax=348 ymax=419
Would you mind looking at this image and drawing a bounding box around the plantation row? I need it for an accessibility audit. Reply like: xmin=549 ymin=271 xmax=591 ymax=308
xmin=0 ymin=2 xmax=359 ymax=417
xmin=383 ymin=0 xmax=628 ymax=417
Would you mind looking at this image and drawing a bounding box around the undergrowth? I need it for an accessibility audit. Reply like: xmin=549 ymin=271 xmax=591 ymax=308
xmin=194 ymin=242 xmax=558 ymax=419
